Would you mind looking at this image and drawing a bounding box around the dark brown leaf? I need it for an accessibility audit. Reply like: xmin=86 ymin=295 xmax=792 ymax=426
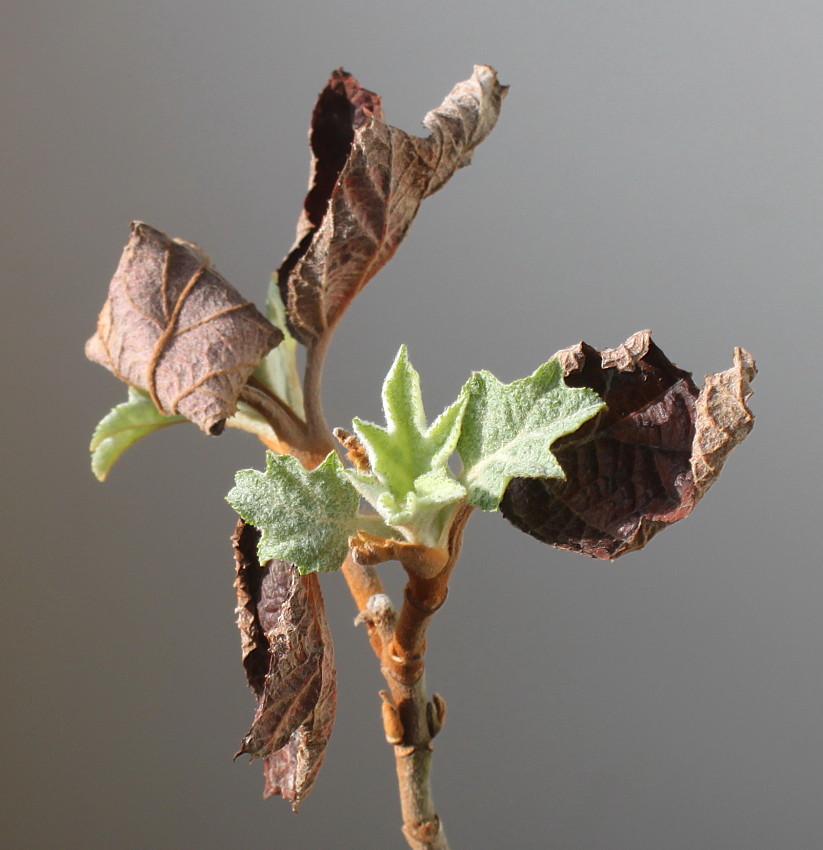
xmin=277 ymin=69 xmax=383 ymax=309
xmin=232 ymin=520 xmax=336 ymax=808
xmin=501 ymin=331 xmax=755 ymax=559
xmin=280 ymin=65 xmax=507 ymax=344
xmin=86 ymin=222 xmax=282 ymax=434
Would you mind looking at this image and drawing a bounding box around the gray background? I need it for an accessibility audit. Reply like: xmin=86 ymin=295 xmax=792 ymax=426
xmin=2 ymin=1 xmax=821 ymax=848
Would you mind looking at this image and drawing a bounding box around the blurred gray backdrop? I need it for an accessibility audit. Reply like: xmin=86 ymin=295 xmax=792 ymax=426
xmin=3 ymin=2 xmax=821 ymax=848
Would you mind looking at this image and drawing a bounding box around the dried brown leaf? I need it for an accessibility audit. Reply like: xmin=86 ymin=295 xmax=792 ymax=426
xmin=501 ymin=331 xmax=755 ymax=559
xmin=261 ymin=588 xmax=336 ymax=811
xmin=277 ymin=69 xmax=383 ymax=305
xmin=692 ymin=347 xmax=757 ymax=500
xmin=86 ymin=222 xmax=282 ymax=434
xmin=232 ymin=520 xmax=336 ymax=808
xmin=280 ymin=65 xmax=507 ymax=344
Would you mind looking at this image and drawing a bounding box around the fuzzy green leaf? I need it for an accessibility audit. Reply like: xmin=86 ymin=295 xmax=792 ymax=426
xmin=90 ymin=387 xmax=185 ymax=481
xmin=227 ymin=451 xmax=360 ymax=575
xmin=457 ymin=360 xmax=604 ymax=511
xmin=349 ymin=346 xmax=467 ymax=547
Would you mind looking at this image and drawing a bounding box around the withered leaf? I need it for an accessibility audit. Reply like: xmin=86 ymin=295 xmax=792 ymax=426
xmin=280 ymin=65 xmax=507 ymax=344
xmin=500 ymin=331 xmax=755 ymax=559
xmin=691 ymin=347 xmax=756 ymax=500
xmin=86 ymin=222 xmax=282 ymax=435
xmin=277 ymin=68 xmax=383 ymax=303
xmin=260 ymin=623 xmax=336 ymax=811
xmin=232 ymin=520 xmax=336 ymax=808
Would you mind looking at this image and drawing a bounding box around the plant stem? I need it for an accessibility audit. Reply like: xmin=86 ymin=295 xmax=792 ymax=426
xmin=260 ymin=359 xmax=468 ymax=849
xmin=303 ymin=333 xmax=333 ymax=445
xmin=343 ymin=506 xmax=473 ymax=850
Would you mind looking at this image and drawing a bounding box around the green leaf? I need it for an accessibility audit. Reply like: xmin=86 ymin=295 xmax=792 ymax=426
xmin=90 ymin=387 xmax=186 ymax=481
xmin=227 ymin=451 xmax=360 ymax=575
xmin=457 ymin=359 xmax=604 ymax=511
xmin=349 ymin=346 xmax=467 ymax=547
xmin=253 ymin=277 xmax=305 ymax=419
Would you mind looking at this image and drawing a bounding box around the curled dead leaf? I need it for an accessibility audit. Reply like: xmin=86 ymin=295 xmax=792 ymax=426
xmin=86 ymin=222 xmax=282 ymax=434
xmin=232 ymin=520 xmax=336 ymax=808
xmin=280 ymin=65 xmax=508 ymax=344
xmin=692 ymin=347 xmax=756 ymax=499
xmin=500 ymin=331 xmax=755 ymax=559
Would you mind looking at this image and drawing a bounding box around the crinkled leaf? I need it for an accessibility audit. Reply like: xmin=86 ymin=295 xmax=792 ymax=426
xmin=90 ymin=387 xmax=185 ymax=481
xmin=86 ymin=222 xmax=282 ymax=434
xmin=261 ymin=645 xmax=336 ymax=811
xmin=500 ymin=331 xmax=755 ymax=559
xmin=276 ymin=68 xmax=382 ymax=336
xmin=349 ymin=346 xmax=467 ymax=547
xmin=692 ymin=347 xmax=757 ymax=499
xmin=232 ymin=521 xmax=336 ymax=809
xmin=457 ymin=360 xmax=604 ymax=512
xmin=227 ymin=451 xmax=359 ymax=575
xmin=281 ymin=65 xmax=507 ymax=344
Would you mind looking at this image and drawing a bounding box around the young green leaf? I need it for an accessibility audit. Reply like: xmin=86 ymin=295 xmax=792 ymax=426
xmin=90 ymin=387 xmax=186 ymax=481
xmin=349 ymin=346 xmax=467 ymax=548
xmin=457 ymin=359 xmax=604 ymax=512
xmin=227 ymin=451 xmax=359 ymax=575
xmin=253 ymin=278 xmax=305 ymax=419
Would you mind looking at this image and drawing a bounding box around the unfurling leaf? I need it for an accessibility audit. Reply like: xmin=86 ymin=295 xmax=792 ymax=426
xmin=280 ymin=65 xmax=507 ymax=344
xmin=90 ymin=387 xmax=186 ymax=481
xmin=349 ymin=346 xmax=467 ymax=548
xmin=233 ymin=521 xmax=336 ymax=809
xmin=457 ymin=360 xmax=604 ymax=512
xmin=500 ymin=331 xmax=756 ymax=559
xmin=227 ymin=451 xmax=360 ymax=575
xmin=86 ymin=222 xmax=282 ymax=434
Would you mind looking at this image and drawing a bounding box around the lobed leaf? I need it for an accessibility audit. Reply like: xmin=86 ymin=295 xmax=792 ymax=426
xmin=280 ymin=66 xmax=507 ymax=344
xmin=348 ymin=346 xmax=467 ymax=548
xmin=86 ymin=222 xmax=282 ymax=434
xmin=457 ymin=360 xmax=605 ymax=512
xmin=227 ymin=451 xmax=360 ymax=575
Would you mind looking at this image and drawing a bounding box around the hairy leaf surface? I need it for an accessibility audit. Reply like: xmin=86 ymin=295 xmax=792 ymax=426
xmin=349 ymin=346 xmax=466 ymax=547
xmin=457 ymin=361 xmax=604 ymax=512
xmin=228 ymin=451 xmax=359 ymax=575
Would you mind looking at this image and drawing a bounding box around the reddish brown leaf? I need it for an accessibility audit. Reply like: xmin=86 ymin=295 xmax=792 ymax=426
xmin=500 ymin=331 xmax=755 ymax=559
xmin=232 ymin=520 xmax=336 ymax=808
xmin=261 ymin=592 xmax=336 ymax=811
xmin=277 ymin=69 xmax=383 ymax=312
xmin=86 ymin=222 xmax=282 ymax=434
xmin=280 ymin=65 xmax=507 ymax=344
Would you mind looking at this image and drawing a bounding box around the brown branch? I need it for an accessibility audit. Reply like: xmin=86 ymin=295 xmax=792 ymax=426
xmin=249 ymin=370 xmax=469 ymax=849
xmin=349 ymin=505 xmax=473 ymax=850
